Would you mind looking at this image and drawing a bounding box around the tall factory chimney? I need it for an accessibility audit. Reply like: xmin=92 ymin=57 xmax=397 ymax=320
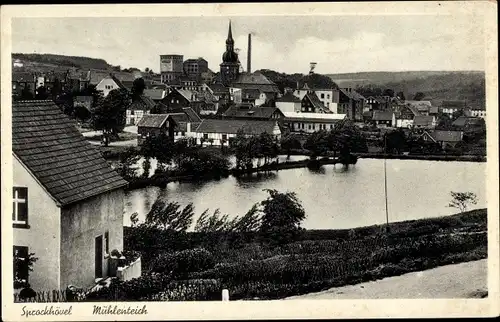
xmin=247 ymin=33 xmax=252 ymax=74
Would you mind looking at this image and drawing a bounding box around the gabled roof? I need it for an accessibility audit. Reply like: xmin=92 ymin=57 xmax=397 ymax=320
xmin=137 ymin=114 xmax=171 ymax=128
xmin=143 ymin=89 xmax=166 ymax=101
xmin=176 ymin=89 xmax=195 ymax=102
xmin=440 ymin=100 xmax=467 ymax=108
xmin=413 ymin=115 xmax=435 ymax=127
xmin=340 ymin=88 xmax=365 ymax=101
xmin=67 ymin=69 xmax=91 ymax=81
xmin=224 ymin=106 xmax=283 ymax=119
xmin=276 ymin=92 xmax=301 ymax=103
xmin=372 ymin=110 xmax=394 ymax=121
xmin=452 ymin=116 xmax=484 ymax=128
xmin=12 ymin=100 xmax=127 ymax=206
xmin=241 ymin=88 xmax=262 ymax=100
xmin=129 ymin=95 xmax=156 ymax=111
xmin=303 ymin=92 xmax=330 ymax=113
xmin=234 ymin=72 xmax=276 ymax=85
xmin=208 ymin=83 xmax=228 ymax=94
xmin=429 ymin=130 xmax=463 ymax=142
xmin=182 ymin=107 xmax=202 ymax=122
xmin=195 ymin=119 xmax=278 ymax=135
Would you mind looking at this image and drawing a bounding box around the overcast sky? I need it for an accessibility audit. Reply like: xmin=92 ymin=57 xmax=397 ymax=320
xmin=12 ymin=15 xmax=485 ymax=74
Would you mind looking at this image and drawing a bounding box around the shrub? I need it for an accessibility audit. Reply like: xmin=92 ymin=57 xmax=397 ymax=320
xmin=151 ymin=248 xmax=215 ymax=278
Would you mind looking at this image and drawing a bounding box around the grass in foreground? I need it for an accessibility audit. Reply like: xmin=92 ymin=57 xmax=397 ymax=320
xmin=115 ymin=208 xmax=487 ymax=301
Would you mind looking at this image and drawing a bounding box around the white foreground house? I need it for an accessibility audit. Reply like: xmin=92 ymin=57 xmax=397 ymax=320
xmin=12 ymin=100 xmax=130 ymax=292
xmin=282 ymin=111 xmax=347 ymax=133
xmin=184 ymin=119 xmax=281 ymax=146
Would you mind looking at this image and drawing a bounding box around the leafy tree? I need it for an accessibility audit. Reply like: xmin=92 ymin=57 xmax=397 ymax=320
xmin=304 ymin=130 xmax=330 ymax=159
xmin=448 ymin=191 xmax=478 ymax=213
xmin=131 ymin=77 xmax=146 ymax=99
xmin=145 ymin=200 xmax=194 ymax=232
xmin=280 ymin=134 xmax=302 ymax=159
xmin=384 ymin=129 xmax=407 ymax=154
xmin=382 ymin=89 xmax=395 ymax=97
xmin=20 ymin=86 xmax=34 ymax=100
xmin=14 ymin=251 xmax=38 ymax=289
xmin=35 ymin=86 xmax=49 ymax=100
xmin=142 ymin=158 xmax=152 ymax=178
xmin=260 ymin=189 xmax=306 ymax=245
xmin=194 ymin=209 xmax=234 ymax=233
xmin=413 ymin=92 xmax=425 ymax=101
xmin=91 ymin=88 xmax=129 ymax=146
xmin=141 ymin=133 xmax=174 ymax=166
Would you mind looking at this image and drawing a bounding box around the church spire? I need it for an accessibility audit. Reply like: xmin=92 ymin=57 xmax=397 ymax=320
xmin=226 ymin=20 xmax=234 ymax=45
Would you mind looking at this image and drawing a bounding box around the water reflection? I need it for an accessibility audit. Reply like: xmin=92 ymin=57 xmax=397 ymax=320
xmin=124 ymin=159 xmax=486 ymax=230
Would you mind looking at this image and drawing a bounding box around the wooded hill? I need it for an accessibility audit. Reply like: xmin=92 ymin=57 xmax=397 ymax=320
xmin=12 ymin=53 xmax=115 ymax=71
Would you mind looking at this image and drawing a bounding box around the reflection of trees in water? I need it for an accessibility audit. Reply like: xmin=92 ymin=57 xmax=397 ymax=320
xmin=235 ymin=171 xmax=278 ymax=187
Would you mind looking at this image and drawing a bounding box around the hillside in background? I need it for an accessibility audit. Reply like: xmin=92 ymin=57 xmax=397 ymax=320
xmin=338 ymin=71 xmax=486 ymax=109
xmin=12 ymin=53 xmax=116 ymax=71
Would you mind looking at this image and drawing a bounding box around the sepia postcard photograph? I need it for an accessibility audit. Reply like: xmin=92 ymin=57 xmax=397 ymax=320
xmin=1 ymin=2 xmax=499 ymax=321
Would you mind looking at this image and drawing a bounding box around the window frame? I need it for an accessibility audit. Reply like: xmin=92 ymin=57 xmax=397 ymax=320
xmin=13 ymin=187 xmax=29 ymax=229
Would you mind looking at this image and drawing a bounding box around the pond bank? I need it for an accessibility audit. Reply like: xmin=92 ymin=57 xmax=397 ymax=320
xmin=353 ymin=153 xmax=486 ymax=162
xmin=125 ymin=156 xmax=354 ymax=190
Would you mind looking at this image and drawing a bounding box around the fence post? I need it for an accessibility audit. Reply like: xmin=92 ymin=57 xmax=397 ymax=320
xmin=222 ymin=289 xmax=229 ymax=301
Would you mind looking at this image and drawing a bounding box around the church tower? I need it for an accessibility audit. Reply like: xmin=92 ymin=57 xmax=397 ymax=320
xmin=220 ymin=21 xmax=240 ymax=86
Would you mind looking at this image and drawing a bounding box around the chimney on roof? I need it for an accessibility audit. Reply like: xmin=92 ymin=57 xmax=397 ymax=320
xmin=247 ymin=33 xmax=252 ymax=74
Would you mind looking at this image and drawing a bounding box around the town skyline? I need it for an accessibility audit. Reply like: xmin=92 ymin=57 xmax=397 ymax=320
xmin=12 ymin=15 xmax=485 ymax=75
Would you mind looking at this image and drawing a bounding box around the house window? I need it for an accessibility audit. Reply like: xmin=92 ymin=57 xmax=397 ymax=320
xmin=327 ymin=94 xmax=330 ymax=99
xmin=321 ymin=93 xmax=325 ymax=99
xmin=13 ymin=187 xmax=28 ymax=228
xmin=203 ymin=134 xmax=208 ymax=140
xmin=13 ymin=246 xmax=29 ymax=288
xmin=104 ymin=231 xmax=109 ymax=255
xmin=222 ymin=134 xmax=228 ymax=141
xmin=181 ymin=132 xmax=185 ymax=136
xmin=330 ymin=124 xmax=334 ymax=129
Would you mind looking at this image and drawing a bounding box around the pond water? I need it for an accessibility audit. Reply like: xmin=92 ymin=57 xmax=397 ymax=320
xmin=123 ymin=159 xmax=486 ymax=230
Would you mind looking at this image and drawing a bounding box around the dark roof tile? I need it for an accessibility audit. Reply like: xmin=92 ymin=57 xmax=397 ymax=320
xmin=12 ymin=100 xmax=127 ymax=206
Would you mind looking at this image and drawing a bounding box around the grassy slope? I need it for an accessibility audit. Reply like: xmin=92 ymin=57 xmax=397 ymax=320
xmin=125 ymin=208 xmax=487 ymax=300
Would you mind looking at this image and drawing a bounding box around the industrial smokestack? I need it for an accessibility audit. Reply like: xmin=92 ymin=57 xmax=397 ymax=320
xmin=247 ymin=33 xmax=252 ymax=74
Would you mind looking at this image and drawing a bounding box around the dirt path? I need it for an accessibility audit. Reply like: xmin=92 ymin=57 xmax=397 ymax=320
xmin=285 ymin=259 xmax=487 ymax=299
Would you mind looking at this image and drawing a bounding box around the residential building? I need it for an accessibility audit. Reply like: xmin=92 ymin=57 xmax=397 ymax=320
xmin=158 ymin=88 xmax=196 ymax=113
xmin=301 ymin=91 xmax=330 ymax=113
xmin=276 ymin=92 xmax=302 ymax=113
xmin=66 ymin=69 xmax=91 ymax=92
xmin=136 ymin=114 xmax=178 ymax=145
xmin=12 ymin=72 xmax=36 ymax=98
xmin=293 ymin=83 xmax=340 ymax=114
xmin=73 ymin=96 xmax=94 ymax=112
xmin=231 ymin=72 xmax=280 ymax=102
xmin=452 ymin=116 xmax=486 ymax=134
xmin=12 ymin=100 xmax=128 ymax=292
xmin=183 ymin=58 xmax=209 ymax=83
xmin=223 ymin=105 xmax=284 ymax=121
xmin=160 ymin=54 xmax=184 ymax=85
xmin=418 ymin=130 xmax=464 ymax=149
xmin=127 ymin=95 xmax=156 ymax=125
xmin=96 ymin=74 xmax=127 ymax=97
xmin=404 ymin=100 xmax=432 ymax=116
xmin=440 ymin=100 xmax=468 ymax=118
xmin=413 ymin=115 xmax=437 ymax=129
xmin=365 ymin=96 xmax=391 ymax=111
xmin=338 ymin=88 xmax=365 ymax=121
xmin=282 ymin=111 xmax=346 ymax=133
xmin=187 ymin=119 xmax=281 ymax=146
xmin=171 ymin=109 xmax=203 ymax=142
xmin=143 ymin=89 xmax=167 ymax=103
xmin=468 ymin=106 xmax=486 ymax=119
xmin=372 ymin=110 xmax=396 ymax=128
